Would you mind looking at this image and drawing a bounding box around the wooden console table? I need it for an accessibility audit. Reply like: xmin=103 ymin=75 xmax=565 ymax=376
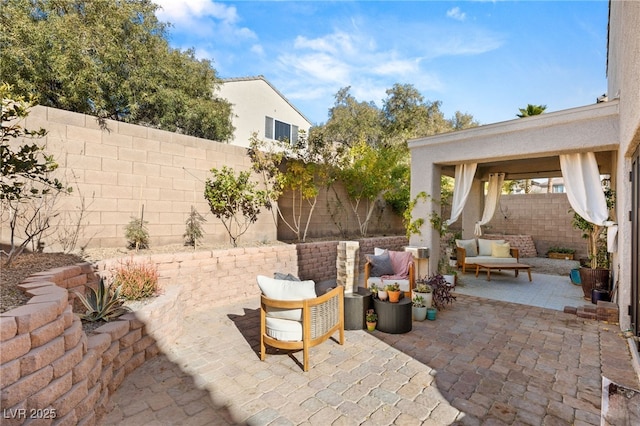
xmin=474 ymin=263 xmax=532 ymax=282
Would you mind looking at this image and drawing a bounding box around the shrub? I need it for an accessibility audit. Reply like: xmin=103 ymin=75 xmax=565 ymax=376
xmin=419 ymin=274 xmax=456 ymax=310
xmin=112 ymin=258 xmax=159 ymax=300
xmin=125 ymin=216 xmax=149 ymax=250
xmin=184 ymin=205 xmax=206 ymax=247
xmin=74 ymin=278 xmax=128 ymax=322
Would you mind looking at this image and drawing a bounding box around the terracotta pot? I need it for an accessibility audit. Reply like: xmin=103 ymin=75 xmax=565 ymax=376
xmin=366 ymin=322 xmax=376 ymax=331
xmin=388 ymin=290 xmax=401 ymax=303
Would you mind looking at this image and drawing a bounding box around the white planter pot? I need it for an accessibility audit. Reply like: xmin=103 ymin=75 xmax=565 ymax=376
xmin=413 ymin=306 xmax=428 ymax=321
xmin=443 ymin=274 xmax=456 ymax=287
xmin=413 ymin=291 xmax=432 ymax=308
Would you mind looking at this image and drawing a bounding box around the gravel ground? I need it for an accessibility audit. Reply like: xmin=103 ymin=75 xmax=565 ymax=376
xmin=1 ymin=243 xmax=579 ymax=314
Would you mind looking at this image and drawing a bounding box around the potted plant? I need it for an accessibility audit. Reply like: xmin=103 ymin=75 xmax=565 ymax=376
xmin=412 ymin=295 xmax=428 ymax=321
xmin=420 ymin=273 xmax=457 ymax=310
xmin=413 ymin=283 xmax=433 ymax=308
xmin=377 ymin=285 xmax=388 ymax=301
xmin=385 ymin=283 xmax=402 ymax=303
xmin=546 ymin=246 xmax=576 ymax=260
xmin=369 ymin=283 xmax=379 ymax=299
xmin=570 ymin=187 xmax=615 ymax=300
xmin=365 ymin=309 xmax=377 ymax=331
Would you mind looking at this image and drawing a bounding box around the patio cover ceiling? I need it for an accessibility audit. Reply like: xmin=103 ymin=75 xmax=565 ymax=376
xmin=409 ymin=100 xmax=619 ymax=181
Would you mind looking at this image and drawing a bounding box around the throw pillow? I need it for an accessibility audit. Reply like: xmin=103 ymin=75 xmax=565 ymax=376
xmin=388 ymin=250 xmax=413 ymax=278
xmin=256 ymin=275 xmax=316 ymax=321
xmin=491 ymin=242 xmax=511 ymax=258
xmin=456 ymin=239 xmax=478 ymax=257
xmin=366 ymin=251 xmax=395 ymax=277
xmin=274 ymin=272 xmax=301 ymax=281
xmin=478 ymin=239 xmax=505 ymax=256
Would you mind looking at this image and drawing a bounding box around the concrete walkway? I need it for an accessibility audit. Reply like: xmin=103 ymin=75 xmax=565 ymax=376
xmin=102 ymin=278 xmax=640 ymax=425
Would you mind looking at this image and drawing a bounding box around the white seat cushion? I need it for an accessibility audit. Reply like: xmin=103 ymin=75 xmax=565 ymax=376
xmin=265 ymin=317 xmax=302 ymax=341
xmin=464 ymin=256 xmax=517 ymax=265
xmin=367 ymin=277 xmax=411 ymax=292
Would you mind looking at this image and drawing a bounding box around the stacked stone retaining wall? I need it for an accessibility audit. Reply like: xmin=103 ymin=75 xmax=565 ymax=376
xmin=0 ymin=244 xmax=297 ymax=425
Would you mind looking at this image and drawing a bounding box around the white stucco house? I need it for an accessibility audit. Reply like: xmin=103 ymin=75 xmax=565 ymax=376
xmin=215 ymin=75 xmax=313 ymax=148
xmin=409 ymin=1 xmax=639 ymax=337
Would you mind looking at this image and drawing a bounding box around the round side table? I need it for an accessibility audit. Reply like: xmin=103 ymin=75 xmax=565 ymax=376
xmin=372 ymin=297 xmax=412 ymax=334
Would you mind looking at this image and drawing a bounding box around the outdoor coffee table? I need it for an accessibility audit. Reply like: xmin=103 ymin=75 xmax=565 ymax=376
xmin=475 ymin=263 xmax=532 ymax=282
xmin=372 ymin=297 xmax=412 ymax=334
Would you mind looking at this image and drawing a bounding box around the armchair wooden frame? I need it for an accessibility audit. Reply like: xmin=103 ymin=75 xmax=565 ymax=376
xmin=260 ymin=285 xmax=344 ymax=372
xmin=363 ymin=261 xmax=415 ymax=299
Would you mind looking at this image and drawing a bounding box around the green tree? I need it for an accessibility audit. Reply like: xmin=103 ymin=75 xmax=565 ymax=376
xmin=516 ymin=104 xmax=547 ymax=118
xmin=203 ymin=166 xmax=269 ymax=247
xmin=323 ymin=87 xmax=383 ymax=148
xmin=339 ymin=142 xmax=406 ymax=236
xmin=1 ymin=83 xmax=71 ymax=265
xmin=0 ymin=0 xmax=233 ymax=141
xmin=381 ymin=83 xmax=450 ymax=147
xmin=248 ymin=131 xmax=332 ymax=242
xmin=515 ymin=103 xmax=547 ymax=192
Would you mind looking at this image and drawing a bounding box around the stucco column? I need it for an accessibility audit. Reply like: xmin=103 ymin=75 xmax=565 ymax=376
xmin=410 ymin=161 xmax=442 ymax=276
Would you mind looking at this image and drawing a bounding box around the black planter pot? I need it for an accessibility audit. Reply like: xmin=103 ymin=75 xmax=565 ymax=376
xmin=578 ymin=267 xmax=610 ymax=300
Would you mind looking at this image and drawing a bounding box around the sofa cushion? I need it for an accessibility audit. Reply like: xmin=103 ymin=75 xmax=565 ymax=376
xmin=366 ymin=251 xmax=395 ymax=277
xmin=456 ymin=239 xmax=478 ymax=257
xmin=478 ymin=239 xmax=505 ymax=256
xmin=367 ymin=277 xmax=411 ymax=293
xmin=491 ymin=242 xmax=512 ymax=258
xmin=257 ymin=275 xmax=316 ymax=321
xmin=265 ymin=317 xmax=302 ymax=341
xmin=463 ymin=256 xmax=517 ymax=265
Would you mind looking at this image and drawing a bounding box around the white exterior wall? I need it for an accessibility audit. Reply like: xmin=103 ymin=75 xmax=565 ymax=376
xmin=216 ymin=77 xmax=312 ymax=148
xmin=608 ymin=1 xmax=640 ymax=331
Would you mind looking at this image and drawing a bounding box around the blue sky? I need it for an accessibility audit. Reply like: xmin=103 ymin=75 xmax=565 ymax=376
xmin=153 ymin=1 xmax=609 ymax=126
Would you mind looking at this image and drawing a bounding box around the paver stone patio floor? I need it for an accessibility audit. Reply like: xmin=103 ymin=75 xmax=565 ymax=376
xmin=103 ymin=271 xmax=640 ymax=425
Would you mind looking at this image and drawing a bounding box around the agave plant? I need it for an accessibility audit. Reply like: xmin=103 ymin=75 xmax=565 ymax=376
xmin=74 ymin=278 xmax=128 ymax=322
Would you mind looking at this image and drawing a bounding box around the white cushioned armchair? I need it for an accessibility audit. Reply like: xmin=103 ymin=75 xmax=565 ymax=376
xmin=363 ymin=248 xmax=415 ymax=298
xmin=257 ymin=275 xmax=344 ymax=372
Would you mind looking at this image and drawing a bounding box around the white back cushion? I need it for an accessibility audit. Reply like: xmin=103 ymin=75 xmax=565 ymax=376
xmin=456 ymin=239 xmax=478 ymax=257
xmin=478 ymin=239 xmax=505 ymax=256
xmin=257 ymin=275 xmax=316 ymax=321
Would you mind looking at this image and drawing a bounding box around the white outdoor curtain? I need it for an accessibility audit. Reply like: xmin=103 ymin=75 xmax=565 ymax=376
xmin=446 ymin=163 xmax=478 ymax=226
xmin=474 ymin=173 xmax=506 ymax=236
xmin=559 ymin=152 xmax=617 ymax=252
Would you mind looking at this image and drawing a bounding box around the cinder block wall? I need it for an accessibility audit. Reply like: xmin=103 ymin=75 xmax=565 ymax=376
xmin=1 ymin=106 xmax=276 ymax=250
xmin=485 ymin=194 xmax=588 ymax=259
xmin=278 ymin=183 xmax=405 ymax=241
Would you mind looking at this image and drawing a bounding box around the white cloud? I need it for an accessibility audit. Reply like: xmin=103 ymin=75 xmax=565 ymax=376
xmin=153 ymin=0 xmax=256 ymax=48
xmin=373 ymin=59 xmax=419 ymax=76
xmin=154 ymin=0 xmax=238 ymax=25
xmin=446 ymin=7 xmax=467 ymax=21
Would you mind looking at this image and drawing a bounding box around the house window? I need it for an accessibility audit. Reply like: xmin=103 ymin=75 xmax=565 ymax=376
xmin=552 ymin=184 xmax=565 ymax=193
xmin=266 ymin=116 xmax=300 ymax=145
xmin=274 ymin=120 xmax=291 ymax=142
xmin=265 ymin=117 xmax=273 ymax=139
